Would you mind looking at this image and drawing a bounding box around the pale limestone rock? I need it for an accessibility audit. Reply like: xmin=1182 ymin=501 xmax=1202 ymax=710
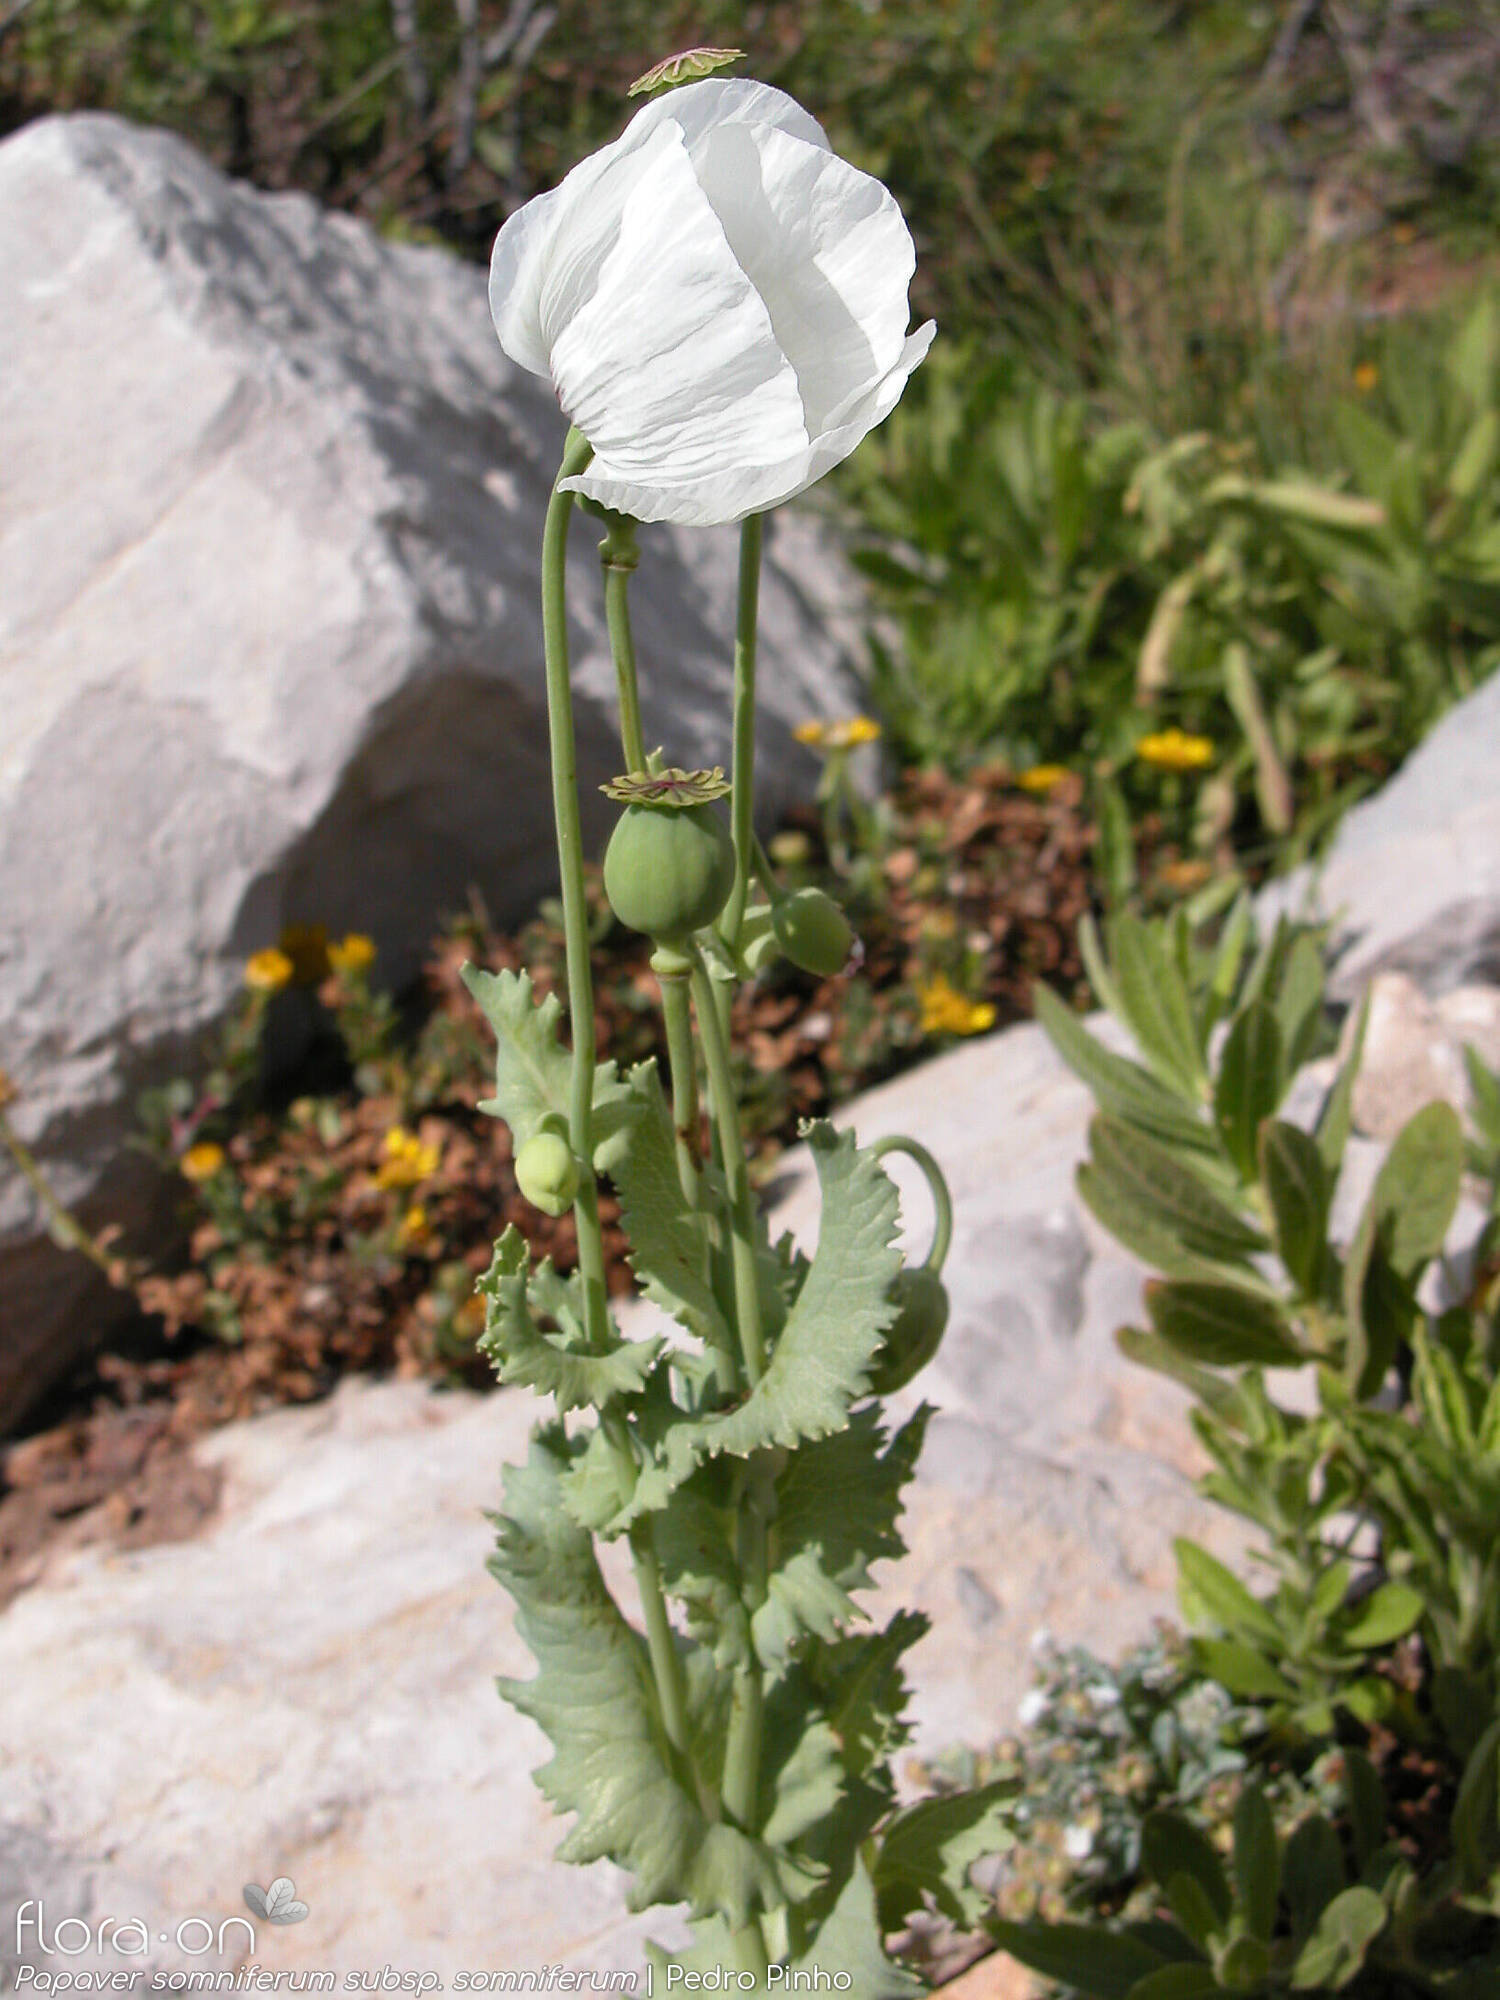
xmin=0 ymin=113 xmax=862 ymax=1431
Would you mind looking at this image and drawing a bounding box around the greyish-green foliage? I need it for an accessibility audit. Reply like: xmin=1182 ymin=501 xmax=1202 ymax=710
xmin=842 ymin=292 xmax=1500 ymax=875
xmin=1000 ymin=901 xmax=1500 ymax=1993
xmin=462 ymin=945 xmax=959 ymax=1982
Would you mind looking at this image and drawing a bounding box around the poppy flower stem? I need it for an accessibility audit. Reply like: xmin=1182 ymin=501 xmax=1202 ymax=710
xmin=721 ymin=512 xmax=764 ymax=949
xmin=541 ymin=428 xmax=695 ymax=1782
xmin=600 ymin=513 xmax=648 ymax=771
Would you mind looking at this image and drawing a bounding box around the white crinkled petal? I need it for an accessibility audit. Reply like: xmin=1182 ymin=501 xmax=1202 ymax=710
xmin=549 ymin=121 xmax=808 ymax=489
xmin=563 ymin=320 xmax=937 ymax=526
xmin=488 ymin=79 xmax=827 ymax=377
xmin=690 ymin=121 xmax=917 ymax=434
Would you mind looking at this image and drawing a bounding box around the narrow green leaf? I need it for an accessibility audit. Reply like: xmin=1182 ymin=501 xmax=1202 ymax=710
xmin=1115 ymin=1327 xmax=1255 ymax=1424
xmin=1214 ymin=1002 xmax=1285 ymax=1180
xmin=1175 ymin=1541 xmax=1283 ymax=1649
xmin=1125 ymin=1968 xmax=1219 ymax=2000
xmin=1207 ymin=892 xmax=1254 ymax=1023
xmin=1339 ymin=1581 xmax=1424 ymax=1650
xmin=1260 ymin=1120 xmax=1330 ymax=1298
xmin=1283 ymin=1816 xmax=1346 ymax=1944
xmin=1146 ymin=1280 xmax=1301 ymax=1368
xmin=1233 ymin=1784 xmax=1279 ymax=1942
xmin=1372 ymin=1101 xmax=1465 ymax=1276
xmin=1084 ymin=1116 xmax=1268 ymax=1266
xmin=1464 ymin=1043 xmax=1500 ymax=1148
xmin=1215 ymin=1934 xmax=1271 ymax=1991
xmin=1344 ymin=1210 xmax=1413 ymax=1400
xmin=1141 ymin=1811 xmax=1232 ymax=1926
xmin=1315 ymin=994 xmax=1370 ymax=1176
xmin=1412 ymin=1334 xmax=1478 ymax=1456
xmin=1111 ymin=914 xmax=1205 ymax=1098
xmin=987 ymin=1920 xmax=1168 ymax=2000
xmin=1290 ymin=1887 xmax=1386 ymax=1990
xmin=1034 ymin=985 xmax=1218 ymax=1153
xmin=1163 ymin=1872 xmax=1223 ymax=1953
xmin=1274 ymin=935 xmax=1326 ymax=1075
xmin=1342 ymin=1749 xmax=1385 ymax=1875
xmin=1078 ymin=911 xmax=1125 ymax=1018
xmin=1187 ymin=1632 xmax=1291 ymax=1705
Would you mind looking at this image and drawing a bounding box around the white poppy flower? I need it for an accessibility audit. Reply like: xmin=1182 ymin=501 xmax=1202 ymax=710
xmin=489 ymin=78 xmax=936 ymax=526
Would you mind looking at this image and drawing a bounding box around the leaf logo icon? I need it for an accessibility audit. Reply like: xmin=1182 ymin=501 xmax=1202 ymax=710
xmin=243 ymin=1877 xmax=310 ymax=1925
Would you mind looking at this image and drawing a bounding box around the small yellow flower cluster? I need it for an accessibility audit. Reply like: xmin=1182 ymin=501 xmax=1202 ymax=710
xmin=1353 ymin=360 xmax=1379 ymax=394
xmin=1016 ymin=763 xmax=1069 ymax=795
xmin=1135 ymin=727 xmax=1215 ymax=773
xmin=376 ymin=1125 xmax=441 ymax=1190
xmin=919 ymin=974 xmax=996 ymax=1039
xmin=244 ymin=947 xmax=295 ymax=993
xmin=328 ymin=932 xmax=377 ymax=977
xmin=246 ymin=928 xmax=375 ymax=990
xmin=793 ymin=716 xmax=882 ymax=751
xmin=180 ymin=1141 xmax=227 ymax=1183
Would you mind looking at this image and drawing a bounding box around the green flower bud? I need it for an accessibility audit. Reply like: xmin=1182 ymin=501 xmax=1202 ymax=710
xmin=603 ymin=800 xmax=735 ymax=943
xmin=772 ymin=886 xmax=855 ymax=977
xmin=867 ymin=1265 xmax=949 ymax=1395
xmin=514 ymin=1129 xmax=580 ymax=1217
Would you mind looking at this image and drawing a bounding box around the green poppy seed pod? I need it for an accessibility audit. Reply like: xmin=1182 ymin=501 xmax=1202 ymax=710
xmin=603 ymin=800 xmax=736 ymax=943
xmin=772 ymin=886 xmax=855 ymax=977
xmin=514 ymin=1129 xmax=581 ymax=1217
xmin=867 ymin=1265 xmax=949 ymax=1395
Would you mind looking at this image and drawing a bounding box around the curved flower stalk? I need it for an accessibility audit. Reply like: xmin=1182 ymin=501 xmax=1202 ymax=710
xmin=489 ymin=78 xmax=936 ymax=526
xmin=465 ymin=62 xmax=978 ymax=1992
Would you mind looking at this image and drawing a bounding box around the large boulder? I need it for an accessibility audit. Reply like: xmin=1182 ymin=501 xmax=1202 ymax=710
xmin=0 ymin=1019 xmax=1254 ymax=1984
xmin=1258 ymin=667 xmax=1500 ymax=999
xmin=0 ymin=113 xmax=864 ymax=1435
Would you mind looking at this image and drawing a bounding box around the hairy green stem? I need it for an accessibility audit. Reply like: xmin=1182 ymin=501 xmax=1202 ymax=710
xmin=651 ymin=947 xmax=701 ymax=1207
xmin=687 ymin=948 xmax=765 ymax=1390
xmin=540 ymin=431 xmax=692 ymax=1773
xmin=687 ymin=938 xmax=772 ymax=1848
xmin=599 ymin=514 xmax=647 ymax=772
xmin=721 ymin=513 xmax=764 ymax=948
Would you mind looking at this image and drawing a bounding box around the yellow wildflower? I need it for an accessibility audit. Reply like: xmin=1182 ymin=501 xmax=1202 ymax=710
xmin=793 ymin=715 xmax=881 ymax=751
xmin=1017 ymin=763 xmax=1069 ymax=794
xmin=398 ymin=1204 xmax=431 ymax=1247
xmin=180 ymin=1142 xmax=227 ymax=1182
xmin=376 ymin=1125 xmax=441 ymax=1190
xmin=1135 ymin=727 xmax=1215 ymax=773
xmin=1353 ymin=360 xmax=1379 ymax=394
xmin=277 ymin=923 xmax=330 ymax=984
xmin=919 ymin=974 xmax=997 ymax=1039
xmin=328 ymin=932 xmax=377 ymax=977
xmin=244 ymin=947 xmax=295 ymax=992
